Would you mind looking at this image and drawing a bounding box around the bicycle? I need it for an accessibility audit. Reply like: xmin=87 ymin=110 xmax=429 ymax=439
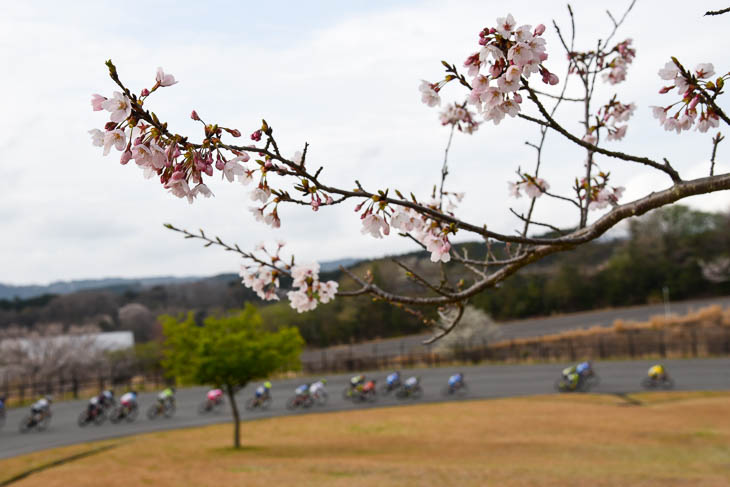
xmin=147 ymin=398 xmax=176 ymax=420
xmin=109 ymin=403 xmax=139 ymax=423
xmin=19 ymin=410 xmax=52 ymax=433
xmin=199 ymin=395 xmax=226 ymax=414
xmin=78 ymin=405 xmax=107 ymax=427
xmin=286 ymin=393 xmax=314 ymax=410
xmin=245 ymin=394 xmax=272 ymax=411
xmin=442 ymin=380 xmax=469 ymax=397
xmin=641 ymin=375 xmax=675 ymax=390
xmin=395 ymin=379 xmax=423 ymax=400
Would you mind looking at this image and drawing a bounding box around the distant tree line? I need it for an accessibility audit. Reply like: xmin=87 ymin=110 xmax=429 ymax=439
xmin=1 ymin=205 xmax=728 ymax=347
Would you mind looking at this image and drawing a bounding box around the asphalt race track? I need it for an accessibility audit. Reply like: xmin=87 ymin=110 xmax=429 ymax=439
xmin=1 ymin=357 xmax=729 ymax=459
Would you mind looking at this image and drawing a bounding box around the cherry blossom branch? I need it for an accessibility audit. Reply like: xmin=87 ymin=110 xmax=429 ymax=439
xmin=705 ymin=7 xmax=730 ymax=16
xmin=710 ymin=132 xmax=725 ymax=176
xmin=522 ymin=79 xmax=683 ymax=182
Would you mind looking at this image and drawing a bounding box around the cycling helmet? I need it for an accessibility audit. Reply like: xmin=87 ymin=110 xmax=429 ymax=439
xmin=321 ymin=378 xmax=328 ymax=384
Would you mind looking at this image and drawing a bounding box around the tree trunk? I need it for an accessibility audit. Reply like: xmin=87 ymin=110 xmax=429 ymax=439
xmin=226 ymin=384 xmax=241 ymax=449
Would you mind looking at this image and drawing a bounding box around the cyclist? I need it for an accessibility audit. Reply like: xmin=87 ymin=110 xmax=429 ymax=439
xmin=447 ymin=372 xmax=464 ymax=389
xmin=404 ymin=376 xmax=419 ymax=390
xmin=157 ymin=386 xmax=175 ymax=406
xmin=561 ymin=365 xmax=580 ymax=390
xmin=386 ymin=371 xmax=401 ymax=388
xmin=30 ymin=396 xmax=52 ymax=421
xmin=576 ymin=361 xmax=593 ymax=378
xmin=255 ymin=381 xmax=272 ymax=399
xmin=119 ymin=390 xmax=138 ymax=412
xmin=294 ymin=383 xmax=310 ymax=398
xmin=648 ymin=364 xmax=667 ymax=381
xmin=349 ymin=374 xmax=365 ymax=388
xmin=309 ymin=378 xmax=327 ymax=397
xmin=87 ymin=394 xmax=102 ymax=415
xmin=207 ymin=387 xmax=224 ymax=403
xmin=99 ymin=389 xmax=115 ymax=408
xmin=0 ymin=395 xmax=5 ymax=411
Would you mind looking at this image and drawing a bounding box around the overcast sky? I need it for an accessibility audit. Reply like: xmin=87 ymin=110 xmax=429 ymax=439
xmin=1 ymin=1 xmax=729 ymax=286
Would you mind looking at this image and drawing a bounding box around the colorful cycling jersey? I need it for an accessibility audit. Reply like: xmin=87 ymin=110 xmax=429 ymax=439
xmin=158 ymin=388 xmax=174 ymax=401
xmin=120 ymin=392 xmax=136 ymax=405
xmin=562 ymin=366 xmax=576 ymax=377
xmin=350 ymin=375 xmax=364 ymax=386
xmin=89 ymin=396 xmax=99 ymax=405
xmin=31 ymin=398 xmax=49 ymax=412
xmin=386 ymin=372 xmax=400 ymax=385
xmin=255 ymin=386 xmax=266 ymax=397
xmin=576 ymin=362 xmax=591 ymax=375
xmin=295 ymin=384 xmax=309 ymax=395
xmin=448 ymin=374 xmax=463 ymax=386
xmin=207 ymin=389 xmax=223 ymax=400
xmin=309 ymin=381 xmax=325 ymax=394
xmin=405 ymin=377 xmax=418 ymax=387
xmin=648 ymin=364 xmax=665 ymax=378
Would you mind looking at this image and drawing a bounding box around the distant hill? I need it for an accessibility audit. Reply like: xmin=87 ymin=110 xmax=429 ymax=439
xmin=0 ymin=258 xmax=362 ymax=300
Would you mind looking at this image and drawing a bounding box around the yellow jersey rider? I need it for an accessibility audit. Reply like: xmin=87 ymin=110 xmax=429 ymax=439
xmin=648 ymin=364 xmax=666 ymax=381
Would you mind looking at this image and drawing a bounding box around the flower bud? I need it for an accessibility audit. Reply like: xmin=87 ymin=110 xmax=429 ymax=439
xmin=251 ymin=129 xmax=263 ymax=141
xmin=534 ymin=24 xmax=546 ymax=36
xmin=120 ymin=150 xmax=132 ymax=165
xmin=104 ymin=121 xmax=117 ymax=131
xmin=191 ymin=110 xmax=200 ymax=121
xmin=141 ymin=88 xmax=150 ymax=97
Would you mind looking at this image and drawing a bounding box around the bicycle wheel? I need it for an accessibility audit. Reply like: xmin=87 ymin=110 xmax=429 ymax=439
xmin=19 ymin=416 xmax=33 ymax=433
xmin=245 ymin=397 xmax=258 ymax=411
xmin=37 ymin=414 xmax=51 ymax=431
xmin=455 ymin=382 xmax=469 ymax=396
xmin=199 ymin=400 xmax=211 ymax=414
xmin=78 ymin=411 xmax=89 ymax=427
xmin=442 ymin=385 xmax=453 ymax=397
xmin=260 ymin=396 xmax=272 ymax=410
xmin=410 ymin=385 xmax=423 ymax=399
xmin=342 ymin=387 xmax=353 ymax=400
xmin=164 ymin=402 xmax=176 ymax=418
xmin=94 ymin=409 xmax=107 ymax=425
xmin=315 ymin=390 xmax=328 ymax=406
xmin=109 ymin=407 xmax=122 ymax=424
xmin=286 ymin=396 xmax=299 ymax=410
xmin=127 ymin=405 xmax=139 ymax=422
xmin=147 ymin=404 xmax=159 ymax=420
xmin=661 ymin=377 xmax=675 ymax=390
xmin=640 ymin=377 xmax=655 ymax=389
xmin=554 ymin=378 xmax=569 ymax=393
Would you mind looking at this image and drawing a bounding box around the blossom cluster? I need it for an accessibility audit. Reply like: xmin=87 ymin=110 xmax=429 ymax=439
xmin=286 ymin=263 xmax=338 ymax=313
xmin=652 ymin=61 xmax=725 ymax=133
xmin=508 ymin=174 xmax=549 ymax=199
xmin=357 ymin=192 xmax=460 ymax=263
xmin=238 ymin=242 xmax=338 ymax=313
xmin=576 ymin=172 xmax=625 ymax=211
xmin=439 ymin=103 xmax=480 ymax=133
xmin=421 ymin=14 xmax=558 ymax=126
xmin=588 ymin=96 xmax=636 ymax=142
xmin=601 ymin=39 xmax=635 ymax=85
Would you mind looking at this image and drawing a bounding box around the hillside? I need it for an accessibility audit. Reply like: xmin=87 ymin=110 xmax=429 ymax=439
xmin=1 ymin=205 xmax=728 ymax=346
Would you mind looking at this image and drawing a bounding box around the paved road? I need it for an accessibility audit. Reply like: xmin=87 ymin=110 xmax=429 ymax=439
xmin=301 ymin=295 xmax=730 ymax=362
xmin=1 ymin=357 xmax=728 ymax=460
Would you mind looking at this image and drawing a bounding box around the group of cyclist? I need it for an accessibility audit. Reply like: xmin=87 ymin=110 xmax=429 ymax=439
xmin=7 ymin=362 xmax=674 ymax=431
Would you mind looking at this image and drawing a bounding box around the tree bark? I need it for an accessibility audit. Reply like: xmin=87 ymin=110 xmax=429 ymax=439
xmin=226 ymin=384 xmax=241 ymax=449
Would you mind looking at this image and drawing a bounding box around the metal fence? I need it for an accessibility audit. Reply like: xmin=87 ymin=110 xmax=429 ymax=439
xmin=301 ymin=325 xmax=730 ymax=374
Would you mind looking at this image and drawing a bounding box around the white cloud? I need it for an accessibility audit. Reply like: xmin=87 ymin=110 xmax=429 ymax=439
xmin=1 ymin=1 xmax=728 ymax=284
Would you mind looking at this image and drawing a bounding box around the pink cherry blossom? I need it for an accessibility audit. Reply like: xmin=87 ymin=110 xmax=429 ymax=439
xmin=102 ymin=129 xmax=126 ymax=156
xmin=249 ymin=206 xmax=265 ymax=222
xmin=88 ymin=129 xmax=104 ymax=147
xmin=250 ymin=187 xmax=270 ymax=203
xmin=222 ymin=159 xmax=245 ymax=182
xmin=361 ymin=214 xmax=389 ymax=239
xmin=524 ymin=177 xmax=549 ymax=198
xmin=508 ymin=181 xmax=521 ymax=198
xmin=120 ymin=149 xmax=132 ymax=165
xmin=419 ymin=80 xmax=441 ymax=107
xmin=155 ymin=67 xmax=178 ymax=87
xmin=496 ymin=14 xmax=516 ymax=37
xmin=91 ymin=94 xmax=106 ymax=111
xmin=101 ymin=91 xmax=131 ymax=124
xmin=650 ymin=106 xmax=667 ymax=123
xmin=192 ymin=183 xmax=213 ymax=199
xmin=658 ymin=61 xmax=678 ymax=80
xmin=695 ymin=63 xmax=715 ymax=79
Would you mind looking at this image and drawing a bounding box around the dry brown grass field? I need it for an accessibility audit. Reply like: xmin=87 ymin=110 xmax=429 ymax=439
xmin=2 ymin=392 xmax=730 ymax=486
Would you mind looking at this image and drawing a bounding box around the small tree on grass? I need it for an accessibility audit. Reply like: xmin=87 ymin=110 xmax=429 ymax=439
xmin=161 ymin=304 xmax=303 ymax=448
